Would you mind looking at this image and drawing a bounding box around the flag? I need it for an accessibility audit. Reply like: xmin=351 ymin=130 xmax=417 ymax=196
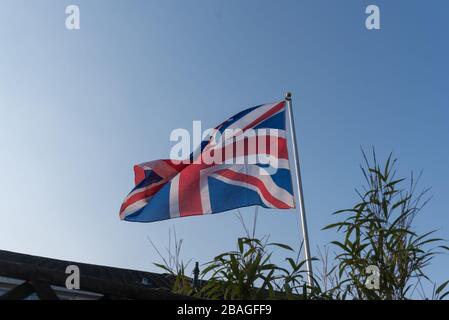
xmin=119 ymin=100 xmax=295 ymax=222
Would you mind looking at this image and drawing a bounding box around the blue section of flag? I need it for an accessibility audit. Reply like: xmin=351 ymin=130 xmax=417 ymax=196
xmin=125 ymin=181 xmax=171 ymax=222
xmin=208 ymin=175 xmax=269 ymax=213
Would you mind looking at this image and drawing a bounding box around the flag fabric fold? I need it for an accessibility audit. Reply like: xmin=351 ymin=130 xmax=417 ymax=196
xmin=120 ymin=100 xmax=295 ymax=223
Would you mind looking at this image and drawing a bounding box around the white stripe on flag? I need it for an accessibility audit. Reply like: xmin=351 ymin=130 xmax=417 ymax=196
xmin=169 ymin=174 xmax=180 ymax=218
xmin=211 ymin=165 xmax=294 ymax=208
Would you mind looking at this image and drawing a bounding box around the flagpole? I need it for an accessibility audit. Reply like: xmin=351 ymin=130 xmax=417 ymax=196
xmin=285 ymin=92 xmax=313 ymax=288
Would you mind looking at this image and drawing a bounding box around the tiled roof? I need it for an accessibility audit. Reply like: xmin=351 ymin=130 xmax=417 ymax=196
xmin=0 ymin=249 xmax=192 ymax=300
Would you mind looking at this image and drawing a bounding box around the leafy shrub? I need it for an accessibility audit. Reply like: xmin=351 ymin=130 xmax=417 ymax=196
xmin=153 ymin=150 xmax=449 ymax=300
xmin=323 ymin=149 xmax=449 ymax=299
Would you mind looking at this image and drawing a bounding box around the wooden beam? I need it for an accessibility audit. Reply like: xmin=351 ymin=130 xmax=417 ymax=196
xmin=0 ymin=281 xmax=35 ymax=300
xmin=30 ymin=281 xmax=59 ymax=300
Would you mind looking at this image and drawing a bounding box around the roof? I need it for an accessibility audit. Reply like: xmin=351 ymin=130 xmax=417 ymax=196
xmin=0 ymin=249 xmax=192 ymax=300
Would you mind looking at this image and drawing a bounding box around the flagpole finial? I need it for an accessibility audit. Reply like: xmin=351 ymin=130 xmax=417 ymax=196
xmin=285 ymin=92 xmax=292 ymax=101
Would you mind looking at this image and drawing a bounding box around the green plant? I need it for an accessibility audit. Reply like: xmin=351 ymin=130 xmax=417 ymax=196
xmin=198 ymin=210 xmax=305 ymax=299
xmin=152 ymin=149 xmax=449 ymax=300
xmin=324 ymin=149 xmax=449 ymax=299
xmin=149 ymin=227 xmax=196 ymax=296
xmin=199 ymin=236 xmax=289 ymax=299
xmin=432 ymin=280 xmax=449 ymax=300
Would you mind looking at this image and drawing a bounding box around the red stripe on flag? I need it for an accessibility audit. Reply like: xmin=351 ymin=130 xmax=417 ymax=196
xmin=120 ymin=183 xmax=166 ymax=214
xmin=216 ymin=169 xmax=292 ymax=209
xmin=202 ymin=136 xmax=289 ymax=164
xmin=178 ymin=165 xmax=203 ymax=217
xmin=133 ymin=165 xmax=146 ymax=186
xmin=242 ymin=101 xmax=285 ymax=132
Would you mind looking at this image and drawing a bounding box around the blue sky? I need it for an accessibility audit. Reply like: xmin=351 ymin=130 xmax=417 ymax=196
xmin=0 ymin=0 xmax=448 ymax=294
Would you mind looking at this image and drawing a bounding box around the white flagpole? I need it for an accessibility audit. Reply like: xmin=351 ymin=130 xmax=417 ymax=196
xmin=285 ymin=92 xmax=313 ymax=287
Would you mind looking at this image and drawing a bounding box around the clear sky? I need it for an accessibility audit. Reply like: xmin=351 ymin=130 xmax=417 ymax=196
xmin=0 ymin=0 xmax=448 ymax=294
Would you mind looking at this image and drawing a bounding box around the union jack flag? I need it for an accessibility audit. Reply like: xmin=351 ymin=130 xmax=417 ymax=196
xmin=120 ymin=100 xmax=295 ymax=222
